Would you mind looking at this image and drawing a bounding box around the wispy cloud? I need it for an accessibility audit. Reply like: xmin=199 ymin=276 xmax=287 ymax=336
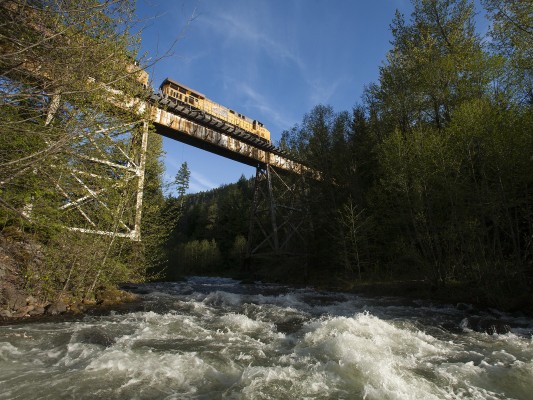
xmin=193 ymin=4 xmax=354 ymax=133
xmin=165 ymin=157 xmax=182 ymax=171
xmin=236 ymin=81 xmax=297 ymax=129
xmin=192 ymin=10 xmax=298 ymax=131
xmin=200 ymin=7 xmax=352 ymax=121
xmin=190 ymin=170 xmax=217 ymax=192
xmin=308 ymin=76 xmax=352 ymax=107
xmin=202 ymin=11 xmax=305 ymax=72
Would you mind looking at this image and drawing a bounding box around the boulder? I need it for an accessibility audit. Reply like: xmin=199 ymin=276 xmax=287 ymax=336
xmin=96 ymin=287 xmax=137 ymax=305
xmin=462 ymin=317 xmax=512 ymax=335
xmin=17 ymin=305 xmax=34 ymax=315
xmin=46 ymin=301 xmax=68 ymax=315
xmin=0 ymin=309 xmax=12 ymax=318
xmin=13 ymin=310 xmax=29 ymax=318
xmin=29 ymin=306 xmax=45 ymax=316
xmin=2 ymin=287 xmax=27 ymax=311
xmin=69 ymin=302 xmax=87 ymax=314
xmin=77 ymin=327 xmax=115 ymax=347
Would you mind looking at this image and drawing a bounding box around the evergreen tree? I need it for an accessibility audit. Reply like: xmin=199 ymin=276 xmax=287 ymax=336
xmin=175 ymin=162 xmax=191 ymax=200
xmin=155 ymin=0 xmax=532 ymax=310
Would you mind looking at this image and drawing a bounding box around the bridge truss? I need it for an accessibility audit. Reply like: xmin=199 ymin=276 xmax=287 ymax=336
xmin=58 ymin=121 xmax=149 ymax=241
xmin=246 ymin=164 xmax=310 ymax=259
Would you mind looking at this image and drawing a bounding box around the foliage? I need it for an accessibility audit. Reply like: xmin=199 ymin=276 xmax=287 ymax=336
xmin=164 ymin=176 xmax=253 ymax=279
xmin=0 ymin=0 xmax=162 ymax=301
xmin=482 ymin=0 xmax=533 ymax=104
xmin=273 ymin=0 xmax=532 ymax=306
xmin=156 ymin=0 xmax=531 ymax=312
xmin=171 ymin=239 xmax=221 ymax=277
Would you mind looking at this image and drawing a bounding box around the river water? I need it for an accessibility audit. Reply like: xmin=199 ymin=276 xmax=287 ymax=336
xmin=1 ymin=276 xmax=532 ymax=399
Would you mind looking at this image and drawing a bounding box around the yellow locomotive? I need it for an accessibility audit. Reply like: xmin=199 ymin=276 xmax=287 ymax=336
xmin=160 ymin=78 xmax=271 ymax=142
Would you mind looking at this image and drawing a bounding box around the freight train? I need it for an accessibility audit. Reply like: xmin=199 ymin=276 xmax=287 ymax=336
xmin=159 ymin=78 xmax=271 ymax=143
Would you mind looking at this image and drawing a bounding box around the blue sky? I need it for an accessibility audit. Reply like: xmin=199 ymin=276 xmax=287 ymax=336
xmin=135 ymin=0 xmax=485 ymax=194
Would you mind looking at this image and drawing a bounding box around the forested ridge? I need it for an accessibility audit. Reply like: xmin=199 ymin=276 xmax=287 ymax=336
xmin=166 ymin=0 xmax=532 ymax=312
xmin=162 ymin=175 xmax=253 ymax=280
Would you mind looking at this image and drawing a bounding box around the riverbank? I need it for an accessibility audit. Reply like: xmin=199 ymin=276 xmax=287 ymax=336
xmin=0 ymin=240 xmax=136 ymax=323
xmin=342 ymin=280 xmax=533 ymax=316
xmin=2 ymin=273 xmax=531 ymax=338
xmin=0 ymin=284 xmax=139 ymax=324
xmin=0 ymin=230 xmax=139 ymax=323
xmin=4 ymin=270 xmax=532 ymax=324
xmin=236 ymin=260 xmax=533 ymax=317
xmin=238 ymin=264 xmax=533 ymax=318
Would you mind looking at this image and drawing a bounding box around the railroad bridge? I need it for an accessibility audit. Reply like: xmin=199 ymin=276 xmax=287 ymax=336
xmin=39 ymin=78 xmax=312 ymax=260
xmin=148 ymin=91 xmax=311 ymax=260
xmin=1 ymin=3 xmax=311 ymax=262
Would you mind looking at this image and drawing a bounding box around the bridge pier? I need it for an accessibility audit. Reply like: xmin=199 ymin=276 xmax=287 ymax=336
xmin=246 ymin=164 xmax=310 ymax=263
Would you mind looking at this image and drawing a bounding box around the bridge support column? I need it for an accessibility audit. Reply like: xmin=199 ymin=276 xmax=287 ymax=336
xmin=246 ymin=164 xmax=309 ymax=263
xmin=132 ymin=120 xmax=149 ymax=241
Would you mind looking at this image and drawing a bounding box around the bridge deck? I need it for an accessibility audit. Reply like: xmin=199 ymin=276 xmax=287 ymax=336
xmin=148 ymin=93 xmax=305 ymax=173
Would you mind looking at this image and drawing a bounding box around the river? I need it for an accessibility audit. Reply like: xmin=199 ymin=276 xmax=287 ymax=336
xmin=0 ymin=276 xmax=532 ymax=399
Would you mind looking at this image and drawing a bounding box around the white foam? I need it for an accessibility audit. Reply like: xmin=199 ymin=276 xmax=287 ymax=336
xmin=255 ymin=293 xmax=308 ymax=309
xmin=218 ymin=313 xmax=277 ymax=335
xmin=0 ymin=342 xmax=21 ymax=361
xmin=202 ymin=291 xmax=242 ymax=307
xmin=85 ymin=348 xmax=239 ymax=396
xmin=297 ymin=312 xmax=451 ymax=399
xmin=1 ymin=280 xmax=532 ymax=399
xmin=58 ymin=342 xmax=100 ymax=367
xmin=233 ymin=364 xmax=333 ymax=399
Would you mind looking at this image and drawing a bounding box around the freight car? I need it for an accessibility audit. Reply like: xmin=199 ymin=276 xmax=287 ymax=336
xmin=160 ymin=78 xmax=271 ymax=143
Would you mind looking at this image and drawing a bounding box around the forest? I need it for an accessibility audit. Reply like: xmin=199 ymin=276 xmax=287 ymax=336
xmin=165 ymin=0 xmax=532 ymax=311
xmin=0 ymin=0 xmax=531 ymax=314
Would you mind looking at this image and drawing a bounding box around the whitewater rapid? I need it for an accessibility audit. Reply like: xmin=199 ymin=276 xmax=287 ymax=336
xmin=0 ymin=277 xmax=532 ymax=399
